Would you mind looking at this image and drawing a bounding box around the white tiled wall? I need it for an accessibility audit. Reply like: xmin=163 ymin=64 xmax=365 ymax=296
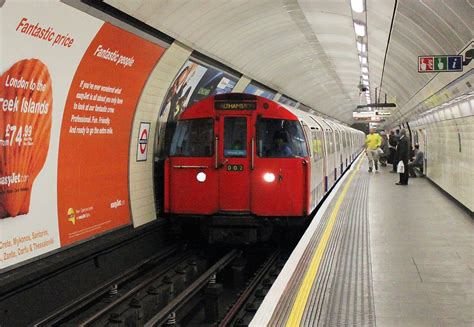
xmin=415 ymin=107 xmax=473 ymax=211
xmin=128 ymin=42 xmax=192 ymax=227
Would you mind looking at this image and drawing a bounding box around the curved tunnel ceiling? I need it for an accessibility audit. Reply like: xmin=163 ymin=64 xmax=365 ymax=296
xmin=105 ymin=0 xmax=473 ymax=125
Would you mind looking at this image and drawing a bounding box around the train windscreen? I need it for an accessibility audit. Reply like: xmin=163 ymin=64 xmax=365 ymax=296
xmin=256 ymin=119 xmax=308 ymax=158
xmin=224 ymin=117 xmax=247 ymax=157
xmin=170 ymin=119 xmax=214 ymax=157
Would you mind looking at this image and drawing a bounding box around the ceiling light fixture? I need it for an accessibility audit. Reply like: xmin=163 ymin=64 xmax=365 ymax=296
xmin=351 ymin=0 xmax=365 ymax=13
xmin=359 ymin=56 xmax=368 ymax=64
xmin=354 ymin=21 xmax=366 ymax=37
xmin=357 ymin=42 xmax=367 ymax=53
xmin=362 ymin=66 xmax=368 ymax=73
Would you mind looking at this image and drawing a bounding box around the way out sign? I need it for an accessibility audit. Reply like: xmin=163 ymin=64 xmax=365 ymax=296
xmin=137 ymin=122 xmax=151 ymax=162
xmin=418 ymin=55 xmax=463 ymax=72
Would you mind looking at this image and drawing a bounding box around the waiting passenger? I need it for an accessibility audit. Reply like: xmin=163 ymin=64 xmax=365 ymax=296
xmin=269 ymin=132 xmax=293 ymax=157
xmin=395 ymin=129 xmax=410 ymax=185
xmin=408 ymin=144 xmax=424 ymax=177
xmin=388 ymin=130 xmax=398 ymax=172
xmin=379 ymin=131 xmax=389 ymax=166
xmin=365 ymin=128 xmax=382 ymax=172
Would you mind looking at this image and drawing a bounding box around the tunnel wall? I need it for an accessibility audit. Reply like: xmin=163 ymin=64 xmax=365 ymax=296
xmin=128 ymin=42 xmax=192 ymax=227
xmin=0 ymin=0 xmax=259 ymax=270
xmin=410 ymin=98 xmax=473 ymax=212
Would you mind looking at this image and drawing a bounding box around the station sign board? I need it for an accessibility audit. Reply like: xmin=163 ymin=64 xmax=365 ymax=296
xmin=353 ymin=111 xmax=386 ymax=122
xmin=418 ymin=55 xmax=463 ymax=72
xmin=376 ymin=110 xmax=391 ymax=117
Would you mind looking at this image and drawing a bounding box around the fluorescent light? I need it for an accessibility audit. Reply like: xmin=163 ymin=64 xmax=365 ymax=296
xmin=362 ymin=74 xmax=369 ymax=79
xmin=359 ymin=55 xmax=368 ymax=64
xmin=357 ymin=41 xmax=367 ymax=53
xmin=362 ymin=66 xmax=368 ymax=73
xmin=354 ymin=22 xmax=366 ymax=37
xmin=351 ymin=0 xmax=365 ymax=13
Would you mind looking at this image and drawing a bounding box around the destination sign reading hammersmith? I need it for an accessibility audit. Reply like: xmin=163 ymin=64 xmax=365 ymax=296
xmin=215 ymin=101 xmax=257 ymax=110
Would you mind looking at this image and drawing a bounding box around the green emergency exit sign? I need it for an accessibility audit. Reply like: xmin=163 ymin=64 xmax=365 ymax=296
xmin=418 ymin=55 xmax=463 ymax=72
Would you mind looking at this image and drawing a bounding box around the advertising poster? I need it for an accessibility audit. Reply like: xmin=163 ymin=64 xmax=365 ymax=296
xmin=279 ymin=95 xmax=298 ymax=107
xmin=158 ymin=60 xmax=208 ymax=122
xmin=243 ymin=83 xmax=276 ymax=100
xmin=185 ymin=67 xmax=238 ymax=109
xmin=157 ymin=59 xmax=238 ymax=155
xmin=1 ymin=1 xmax=164 ymax=269
xmin=57 ymin=23 xmax=164 ymax=245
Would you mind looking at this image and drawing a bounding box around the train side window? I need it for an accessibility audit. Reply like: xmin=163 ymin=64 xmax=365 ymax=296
xmin=224 ymin=117 xmax=247 ymax=157
xmin=302 ymin=124 xmax=313 ymax=158
xmin=335 ymin=130 xmax=341 ymax=152
xmin=170 ymin=118 xmax=214 ymax=157
xmin=310 ymin=130 xmax=322 ymax=161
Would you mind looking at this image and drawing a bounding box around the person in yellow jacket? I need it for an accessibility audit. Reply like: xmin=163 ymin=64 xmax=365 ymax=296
xmin=365 ymin=128 xmax=382 ymax=172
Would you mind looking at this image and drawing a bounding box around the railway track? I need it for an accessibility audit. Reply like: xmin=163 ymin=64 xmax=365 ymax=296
xmin=35 ymin=242 xmax=295 ymax=326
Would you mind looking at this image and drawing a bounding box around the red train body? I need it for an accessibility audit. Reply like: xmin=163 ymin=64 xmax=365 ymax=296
xmin=164 ymin=93 xmax=364 ymax=243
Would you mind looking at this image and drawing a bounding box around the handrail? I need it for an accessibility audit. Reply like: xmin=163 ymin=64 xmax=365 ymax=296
xmin=215 ymin=136 xmax=219 ymax=169
xmin=251 ymin=137 xmax=255 ymax=170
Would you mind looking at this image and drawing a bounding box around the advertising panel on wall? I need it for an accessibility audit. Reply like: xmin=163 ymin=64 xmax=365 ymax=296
xmin=243 ymin=83 xmax=276 ymax=100
xmin=157 ymin=59 xmax=239 ymax=154
xmin=0 ymin=1 xmax=165 ymax=269
xmin=278 ymin=95 xmax=298 ymax=107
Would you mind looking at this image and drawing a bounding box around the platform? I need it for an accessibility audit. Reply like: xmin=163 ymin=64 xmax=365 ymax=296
xmin=251 ymin=156 xmax=473 ymax=327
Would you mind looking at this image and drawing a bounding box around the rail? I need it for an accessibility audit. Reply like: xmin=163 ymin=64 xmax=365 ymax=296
xmin=34 ymin=244 xmax=182 ymax=326
xmin=144 ymin=249 xmax=241 ymax=327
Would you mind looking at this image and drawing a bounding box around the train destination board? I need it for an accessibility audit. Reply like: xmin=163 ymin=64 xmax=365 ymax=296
xmin=215 ymin=101 xmax=257 ymax=110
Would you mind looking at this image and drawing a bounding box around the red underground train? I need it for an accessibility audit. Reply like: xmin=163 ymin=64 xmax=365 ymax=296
xmin=164 ymin=93 xmax=365 ymax=243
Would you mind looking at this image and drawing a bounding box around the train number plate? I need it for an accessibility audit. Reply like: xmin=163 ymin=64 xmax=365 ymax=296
xmin=226 ymin=164 xmax=244 ymax=172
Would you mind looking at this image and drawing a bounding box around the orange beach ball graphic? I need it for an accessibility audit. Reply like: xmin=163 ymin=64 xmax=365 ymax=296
xmin=0 ymin=59 xmax=53 ymax=218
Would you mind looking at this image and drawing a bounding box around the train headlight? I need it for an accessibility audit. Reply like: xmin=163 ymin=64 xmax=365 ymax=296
xmin=196 ymin=172 xmax=206 ymax=182
xmin=263 ymin=172 xmax=275 ymax=183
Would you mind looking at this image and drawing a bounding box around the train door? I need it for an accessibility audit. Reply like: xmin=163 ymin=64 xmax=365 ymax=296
xmin=166 ymin=118 xmax=217 ymax=214
xmin=217 ymin=115 xmax=252 ymax=212
xmin=251 ymin=118 xmax=309 ymax=216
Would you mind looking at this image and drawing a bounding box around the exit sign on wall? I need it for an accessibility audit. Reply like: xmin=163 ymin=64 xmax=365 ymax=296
xmin=418 ymin=55 xmax=463 ymax=72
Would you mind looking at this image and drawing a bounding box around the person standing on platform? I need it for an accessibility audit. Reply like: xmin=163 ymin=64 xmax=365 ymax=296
xmin=365 ymin=128 xmax=382 ymax=173
xmin=395 ymin=129 xmax=410 ymax=185
xmin=388 ymin=130 xmax=398 ymax=172
xmin=379 ymin=131 xmax=389 ymax=166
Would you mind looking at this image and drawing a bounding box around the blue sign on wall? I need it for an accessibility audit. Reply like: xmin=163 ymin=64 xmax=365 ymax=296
xmin=447 ymin=56 xmax=462 ymax=71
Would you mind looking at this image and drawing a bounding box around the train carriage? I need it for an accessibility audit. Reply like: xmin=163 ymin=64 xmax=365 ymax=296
xmin=164 ymin=93 xmax=365 ymax=243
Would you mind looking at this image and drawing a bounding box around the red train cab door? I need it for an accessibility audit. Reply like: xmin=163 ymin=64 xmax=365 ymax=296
xmin=216 ymin=115 xmax=252 ymax=212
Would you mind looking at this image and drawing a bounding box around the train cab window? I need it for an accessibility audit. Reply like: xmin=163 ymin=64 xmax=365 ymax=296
xmin=256 ymin=118 xmax=308 ymax=158
xmin=224 ymin=117 xmax=247 ymax=157
xmin=170 ymin=118 xmax=214 ymax=157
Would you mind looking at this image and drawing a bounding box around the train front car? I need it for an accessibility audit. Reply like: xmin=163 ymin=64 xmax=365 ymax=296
xmin=164 ymin=93 xmax=311 ymax=243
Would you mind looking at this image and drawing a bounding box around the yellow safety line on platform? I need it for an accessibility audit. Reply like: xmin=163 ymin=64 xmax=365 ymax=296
xmin=285 ymin=157 xmax=363 ymax=327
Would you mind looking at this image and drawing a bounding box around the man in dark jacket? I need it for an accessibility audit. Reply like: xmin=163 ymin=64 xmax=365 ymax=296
xmin=388 ymin=130 xmax=398 ymax=172
xmin=395 ymin=129 xmax=410 ymax=185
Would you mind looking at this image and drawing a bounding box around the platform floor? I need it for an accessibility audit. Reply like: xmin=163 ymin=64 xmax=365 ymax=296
xmin=370 ymin=164 xmax=473 ymax=327
xmin=251 ymin=156 xmax=473 ymax=327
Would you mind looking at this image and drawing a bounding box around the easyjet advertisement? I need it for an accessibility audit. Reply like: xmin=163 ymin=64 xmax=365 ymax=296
xmin=0 ymin=1 xmax=164 ymax=269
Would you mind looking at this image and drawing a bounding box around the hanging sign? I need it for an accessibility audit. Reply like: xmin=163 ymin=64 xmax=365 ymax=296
xmin=418 ymin=55 xmax=463 ymax=72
